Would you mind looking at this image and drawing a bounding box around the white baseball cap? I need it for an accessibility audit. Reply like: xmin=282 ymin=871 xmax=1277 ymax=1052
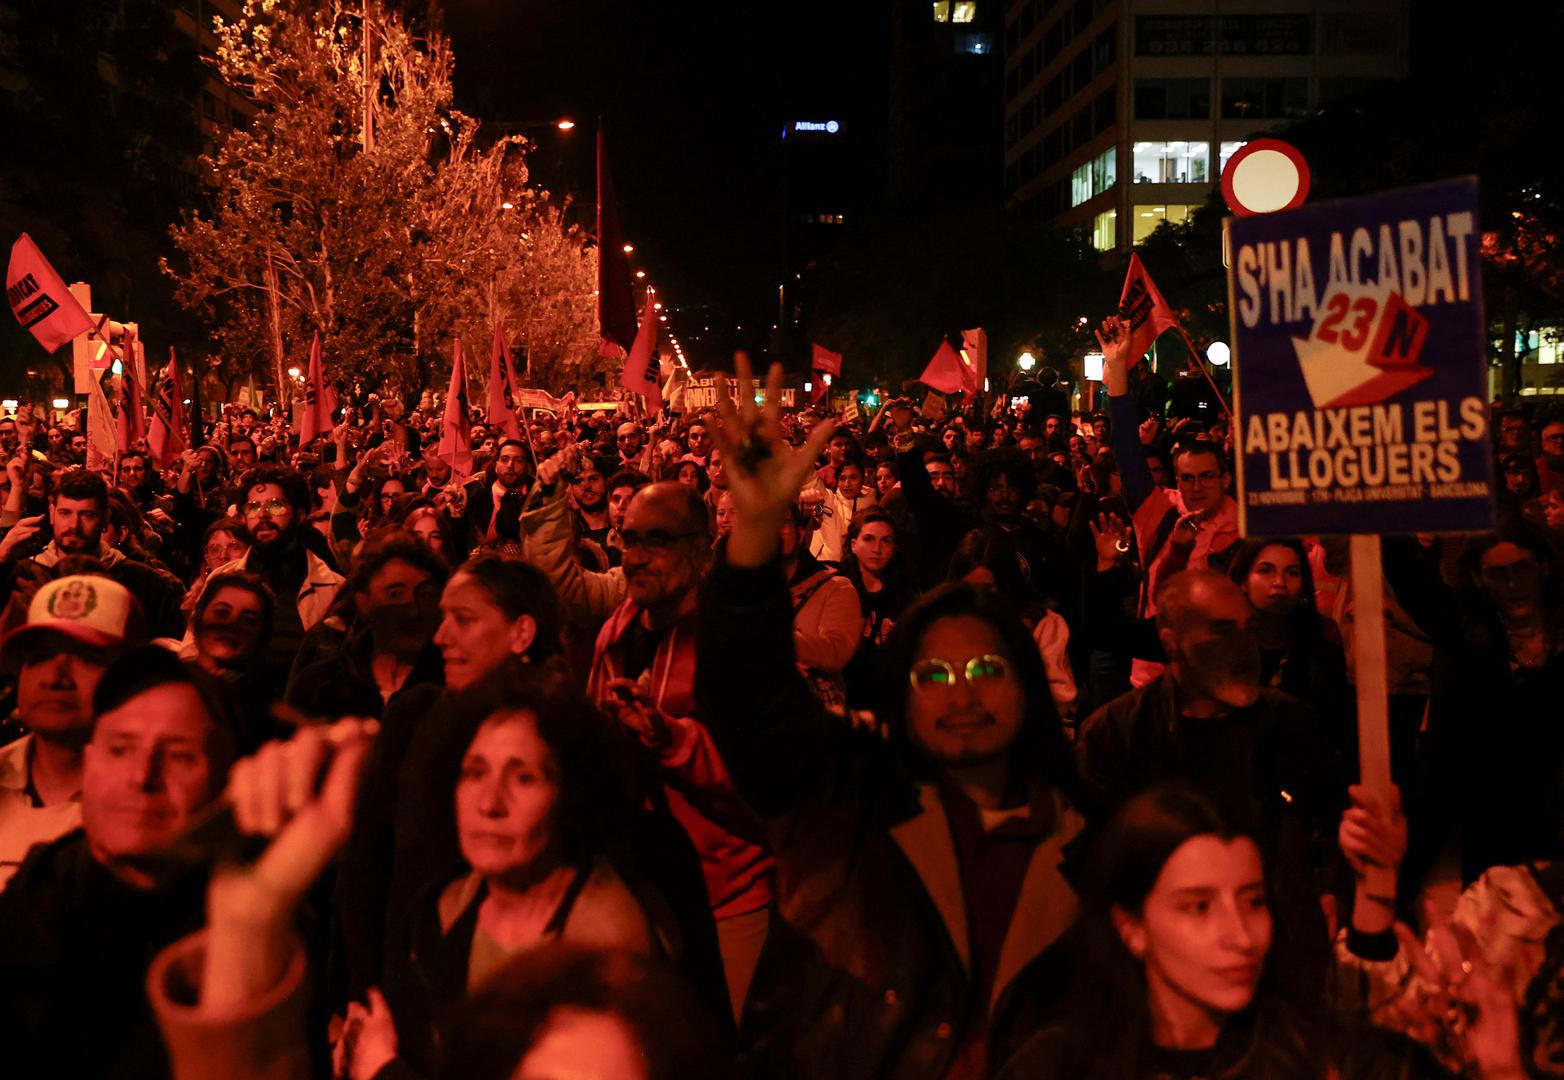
xmin=1 ymin=574 xmax=147 ymax=658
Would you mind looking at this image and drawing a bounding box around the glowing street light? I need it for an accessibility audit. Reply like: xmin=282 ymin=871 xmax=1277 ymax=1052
xmin=1017 ymin=351 xmax=1037 ymax=371
xmin=52 ymin=398 xmax=69 ymax=409
xmin=287 ymin=366 xmax=302 ymax=379
xmin=501 ymin=201 xmax=514 ymax=210
xmin=622 ymin=243 xmax=634 ymax=254
xmin=556 ymin=119 xmax=576 ymax=131
xmin=1207 ymin=340 xmax=1231 ymax=367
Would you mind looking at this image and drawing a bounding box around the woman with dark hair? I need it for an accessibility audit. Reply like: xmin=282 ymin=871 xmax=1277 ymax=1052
xmin=337 ymin=670 xmax=658 ymax=1079
xmin=335 ymin=554 xmax=572 ymax=997
xmin=402 ymin=498 xmax=460 ymax=561
xmin=1387 ymin=512 xmax=1564 ymax=890
xmin=1004 ymin=784 xmax=1459 ymax=1079
xmin=1227 ymin=538 xmax=1352 ymax=756
xmin=665 ymin=458 xmax=710 ymax=494
xmin=837 ymin=507 xmax=917 ymax=707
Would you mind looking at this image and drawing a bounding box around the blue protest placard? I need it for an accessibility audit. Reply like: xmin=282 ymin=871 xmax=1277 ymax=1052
xmin=1227 ymin=177 xmax=1494 ymax=536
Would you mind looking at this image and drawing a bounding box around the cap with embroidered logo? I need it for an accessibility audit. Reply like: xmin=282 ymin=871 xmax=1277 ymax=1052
xmin=1 ymin=574 xmax=147 ymax=660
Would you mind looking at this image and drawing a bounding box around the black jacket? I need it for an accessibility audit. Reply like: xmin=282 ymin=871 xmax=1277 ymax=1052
xmin=0 ymin=831 xmax=208 ymax=1079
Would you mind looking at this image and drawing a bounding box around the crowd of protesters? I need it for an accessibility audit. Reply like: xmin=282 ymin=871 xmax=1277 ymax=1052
xmin=0 ymin=316 xmax=1559 ymax=1080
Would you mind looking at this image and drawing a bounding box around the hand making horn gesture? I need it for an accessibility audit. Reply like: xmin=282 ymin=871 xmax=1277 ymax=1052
xmin=711 ymin=354 xmax=835 ymax=568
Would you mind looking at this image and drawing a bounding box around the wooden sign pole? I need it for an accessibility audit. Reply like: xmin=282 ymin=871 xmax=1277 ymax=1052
xmin=1348 ymin=533 xmax=1395 ymax=898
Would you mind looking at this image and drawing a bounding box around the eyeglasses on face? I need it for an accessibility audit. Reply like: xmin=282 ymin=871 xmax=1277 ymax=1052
xmin=1177 ymin=470 xmax=1222 ymax=485
xmin=243 ymin=498 xmax=290 ymax=517
xmin=619 ymin=529 xmax=703 ymax=553
xmin=908 ymin=653 xmax=1010 ymax=693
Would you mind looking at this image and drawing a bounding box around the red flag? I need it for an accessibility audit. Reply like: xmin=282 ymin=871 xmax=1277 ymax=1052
xmin=960 ymin=328 xmax=987 ymax=388
xmin=811 ymin=343 xmax=843 ymax=378
xmin=487 ymin=322 xmax=522 ymax=440
xmin=439 ymin=339 xmax=474 ymax=478
xmin=1117 ymin=253 xmax=1179 ymax=363
xmin=596 ymin=131 xmax=638 ymax=358
xmin=919 ymin=339 xmax=974 ymax=396
xmin=297 ymin=331 xmax=334 ymax=444
xmin=149 ymin=347 xmax=187 ymax=467
xmin=6 ymin=233 xmax=94 ymax=353
xmin=619 ymin=291 xmax=662 ymax=412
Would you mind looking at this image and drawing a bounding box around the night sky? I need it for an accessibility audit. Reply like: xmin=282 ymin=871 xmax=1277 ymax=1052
xmin=444 ymin=0 xmax=890 ymax=367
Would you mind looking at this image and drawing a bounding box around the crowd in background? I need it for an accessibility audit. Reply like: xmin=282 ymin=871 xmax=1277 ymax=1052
xmin=0 ymin=323 xmax=1559 ymax=1080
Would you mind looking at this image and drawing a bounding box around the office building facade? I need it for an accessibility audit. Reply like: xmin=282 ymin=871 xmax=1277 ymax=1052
xmin=1002 ymin=1 xmax=1409 ymax=250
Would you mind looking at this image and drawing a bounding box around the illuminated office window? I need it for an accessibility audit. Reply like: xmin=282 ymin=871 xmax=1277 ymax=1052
xmin=1131 ymin=141 xmax=1209 ymax=184
xmin=1092 ymin=209 xmax=1117 ymax=251
xmin=1070 ymin=147 xmax=1116 ymax=207
xmin=933 ymin=1 xmax=951 ymax=22
xmin=952 ymin=1 xmax=977 ymax=23
xmin=1218 ymin=141 xmax=1246 ymax=174
xmin=1132 ymin=203 xmax=1201 ymax=244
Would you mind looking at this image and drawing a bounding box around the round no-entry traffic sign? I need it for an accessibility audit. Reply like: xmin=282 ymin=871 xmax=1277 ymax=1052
xmin=1221 ymin=138 xmax=1311 ymax=216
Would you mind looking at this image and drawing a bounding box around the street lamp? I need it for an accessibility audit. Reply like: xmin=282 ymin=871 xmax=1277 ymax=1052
xmin=1207 ymin=340 xmax=1231 ymax=367
xmin=622 ymin=243 xmax=634 ymax=254
xmin=556 ymin=119 xmax=576 ymax=131
xmin=1017 ymin=351 xmax=1037 ymax=372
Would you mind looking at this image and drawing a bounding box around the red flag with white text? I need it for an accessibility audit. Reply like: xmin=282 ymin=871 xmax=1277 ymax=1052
xmin=6 ymin=233 xmax=94 ymax=352
xmin=149 ymin=348 xmax=186 ymax=467
xmin=439 ymin=339 xmax=474 ymax=478
xmin=487 ymin=322 xmax=523 ymax=440
xmin=618 ymin=291 xmax=662 ymax=412
xmin=1117 ymin=253 xmax=1179 ymax=363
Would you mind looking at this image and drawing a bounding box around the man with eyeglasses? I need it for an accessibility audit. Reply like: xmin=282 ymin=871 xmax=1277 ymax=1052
xmin=1097 ymin=313 xmax=1241 ymax=688
xmin=521 ymin=453 xmax=774 ymax=1020
xmin=203 ymin=464 xmax=343 ymax=676
xmin=695 ymin=357 xmax=1084 ymax=1076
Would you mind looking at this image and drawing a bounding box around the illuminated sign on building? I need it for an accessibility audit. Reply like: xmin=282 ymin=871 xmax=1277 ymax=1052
xmin=789 ymin=119 xmax=841 ymax=135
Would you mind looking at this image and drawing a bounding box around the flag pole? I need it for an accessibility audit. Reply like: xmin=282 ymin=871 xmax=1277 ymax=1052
xmin=1169 ymin=324 xmax=1232 ymax=421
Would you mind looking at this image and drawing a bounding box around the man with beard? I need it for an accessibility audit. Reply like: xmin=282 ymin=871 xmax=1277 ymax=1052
xmin=206 ymin=464 xmax=344 ymax=677
xmin=286 ymin=535 xmax=446 ymax=718
xmin=459 ymin=438 xmax=530 ymax=551
xmin=0 ymin=471 xmax=186 ymax=638
xmin=570 ymin=456 xmax=612 ymax=552
xmin=616 ymin=421 xmax=646 ymax=469
xmin=0 ymin=575 xmax=144 ymax=885
xmin=415 ymin=441 xmax=453 ymax=497
xmin=1075 ymin=567 xmax=1344 ymax=995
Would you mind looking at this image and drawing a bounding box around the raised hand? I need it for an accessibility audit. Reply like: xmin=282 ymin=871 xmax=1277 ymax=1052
xmin=711 ymin=354 xmax=835 ymax=567
xmin=1094 ymin=314 xmax=1133 ymax=397
xmin=1087 ymin=512 xmax=1130 ymax=572
xmin=202 ymin=719 xmax=377 ymax=1013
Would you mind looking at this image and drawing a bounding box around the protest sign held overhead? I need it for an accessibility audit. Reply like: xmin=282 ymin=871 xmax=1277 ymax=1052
xmin=1227 ymin=177 xmax=1492 ymax=536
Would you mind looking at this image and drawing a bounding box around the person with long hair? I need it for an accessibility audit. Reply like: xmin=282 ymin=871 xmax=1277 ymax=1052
xmin=1004 ymin=784 xmax=1474 ymax=1079
xmin=337 ymin=670 xmax=659 ymax=1079
xmin=837 ymin=507 xmax=917 ymax=708
xmin=1227 ymin=538 xmax=1352 ymax=757
xmin=699 ymin=359 xmax=1083 ymax=1076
